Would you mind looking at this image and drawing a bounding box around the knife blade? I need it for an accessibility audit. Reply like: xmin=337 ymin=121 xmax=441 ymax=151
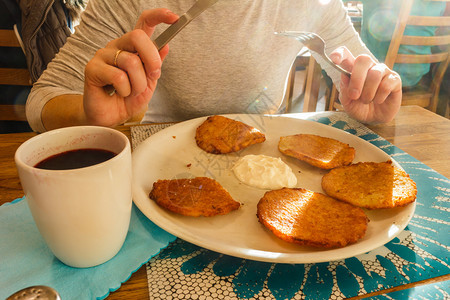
xmin=153 ymin=0 xmax=220 ymax=50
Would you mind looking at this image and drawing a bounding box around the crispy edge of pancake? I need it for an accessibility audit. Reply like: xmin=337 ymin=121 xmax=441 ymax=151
xmin=278 ymin=134 xmax=355 ymax=169
xmin=257 ymin=188 xmax=368 ymax=248
xmin=149 ymin=177 xmax=240 ymax=217
xmin=321 ymin=161 xmax=417 ymax=209
xmin=195 ymin=115 xmax=266 ymax=154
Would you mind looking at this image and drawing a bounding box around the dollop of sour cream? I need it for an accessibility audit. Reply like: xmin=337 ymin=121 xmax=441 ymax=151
xmin=232 ymin=154 xmax=297 ymax=189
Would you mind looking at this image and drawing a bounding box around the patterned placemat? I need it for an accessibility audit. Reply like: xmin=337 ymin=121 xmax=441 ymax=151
xmin=131 ymin=112 xmax=449 ymax=300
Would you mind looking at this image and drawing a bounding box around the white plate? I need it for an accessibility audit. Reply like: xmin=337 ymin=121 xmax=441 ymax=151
xmin=132 ymin=114 xmax=415 ymax=264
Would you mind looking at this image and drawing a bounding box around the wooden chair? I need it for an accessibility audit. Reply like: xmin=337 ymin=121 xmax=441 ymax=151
xmin=385 ymin=0 xmax=450 ymax=112
xmin=344 ymin=1 xmax=363 ymax=33
xmin=0 ymin=28 xmax=31 ymax=122
xmin=329 ymin=0 xmax=450 ymax=114
xmin=284 ymin=50 xmax=323 ymax=113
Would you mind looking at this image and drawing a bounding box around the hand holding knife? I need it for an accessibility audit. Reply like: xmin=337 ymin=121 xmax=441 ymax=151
xmin=105 ymin=0 xmax=219 ymax=95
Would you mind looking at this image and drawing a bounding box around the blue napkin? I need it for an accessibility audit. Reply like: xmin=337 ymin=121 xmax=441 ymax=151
xmin=0 ymin=197 xmax=176 ymax=299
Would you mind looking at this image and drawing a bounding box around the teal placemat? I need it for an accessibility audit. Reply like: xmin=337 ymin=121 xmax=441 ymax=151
xmin=133 ymin=112 xmax=449 ymax=300
xmin=0 ymin=199 xmax=176 ymax=300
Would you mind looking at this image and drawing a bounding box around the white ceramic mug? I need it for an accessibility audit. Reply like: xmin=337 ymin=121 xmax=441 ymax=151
xmin=15 ymin=126 xmax=132 ymax=268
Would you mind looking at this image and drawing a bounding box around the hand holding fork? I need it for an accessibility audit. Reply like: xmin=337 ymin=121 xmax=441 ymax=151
xmin=276 ymin=31 xmax=403 ymax=124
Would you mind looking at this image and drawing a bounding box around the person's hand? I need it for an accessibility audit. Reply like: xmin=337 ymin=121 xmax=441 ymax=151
xmin=83 ymin=8 xmax=179 ymax=127
xmin=329 ymin=47 xmax=402 ymax=124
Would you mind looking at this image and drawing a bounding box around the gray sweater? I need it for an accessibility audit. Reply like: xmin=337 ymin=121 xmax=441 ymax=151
xmin=27 ymin=0 xmax=372 ymax=132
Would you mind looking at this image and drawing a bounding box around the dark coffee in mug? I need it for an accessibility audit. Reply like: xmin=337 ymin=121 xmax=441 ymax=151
xmin=35 ymin=148 xmax=117 ymax=170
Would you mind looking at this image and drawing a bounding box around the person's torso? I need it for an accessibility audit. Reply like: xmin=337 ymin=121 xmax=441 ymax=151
xmin=143 ymin=0 xmax=311 ymax=122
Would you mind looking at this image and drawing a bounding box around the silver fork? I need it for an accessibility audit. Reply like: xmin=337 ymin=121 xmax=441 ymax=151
xmin=275 ymin=31 xmax=351 ymax=76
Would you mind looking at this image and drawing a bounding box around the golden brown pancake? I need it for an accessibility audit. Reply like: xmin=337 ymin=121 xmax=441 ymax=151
xmin=257 ymin=188 xmax=368 ymax=248
xmin=278 ymin=134 xmax=355 ymax=169
xmin=321 ymin=161 xmax=417 ymax=209
xmin=149 ymin=177 xmax=240 ymax=217
xmin=195 ymin=115 xmax=266 ymax=154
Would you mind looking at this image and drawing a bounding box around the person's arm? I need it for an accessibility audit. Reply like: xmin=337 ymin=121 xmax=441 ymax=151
xmin=26 ymin=0 xmax=135 ymax=132
xmin=42 ymin=94 xmax=146 ymax=131
xmin=26 ymin=0 xmax=177 ymax=132
xmin=42 ymin=95 xmax=87 ymax=131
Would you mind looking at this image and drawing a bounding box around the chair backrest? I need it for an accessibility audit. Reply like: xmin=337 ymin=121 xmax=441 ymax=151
xmin=343 ymin=1 xmax=363 ymax=33
xmin=384 ymin=0 xmax=450 ymax=112
xmin=0 ymin=28 xmax=31 ymax=121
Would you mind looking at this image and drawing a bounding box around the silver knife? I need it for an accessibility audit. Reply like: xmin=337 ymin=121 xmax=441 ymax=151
xmin=153 ymin=0 xmax=220 ymax=50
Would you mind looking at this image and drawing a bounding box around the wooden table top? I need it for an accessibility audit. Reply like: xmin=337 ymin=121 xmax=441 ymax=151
xmin=1 ymin=105 xmax=448 ymax=299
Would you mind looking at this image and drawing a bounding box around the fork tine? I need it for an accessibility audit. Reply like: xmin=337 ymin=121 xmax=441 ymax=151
xmin=297 ymin=36 xmax=307 ymax=42
xmin=303 ymin=33 xmax=313 ymax=40
xmin=274 ymin=30 xmax=351 ymax=76
xmin=275 ymin=31 xmax=304 ymax=38
xmin=275 ymin=31 xmax=314 ymax=43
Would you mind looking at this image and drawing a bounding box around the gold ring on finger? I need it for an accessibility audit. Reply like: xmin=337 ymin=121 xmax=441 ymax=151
xmin=113 ymin=49 xmax=123 ymax=67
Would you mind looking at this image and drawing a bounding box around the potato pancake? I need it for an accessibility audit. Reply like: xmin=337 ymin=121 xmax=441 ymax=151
xmin=257 ymin=188 xmax=368 ymax=248
xmin=149 ymin=177 xmax=240 ymax=217
xmin=195 ymin=115 xmax=266 ymax=154
xmin=278 ymin=134 xmax=355 ymax=169
xmin=322 ymin=161 xmax=417 ymax=209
